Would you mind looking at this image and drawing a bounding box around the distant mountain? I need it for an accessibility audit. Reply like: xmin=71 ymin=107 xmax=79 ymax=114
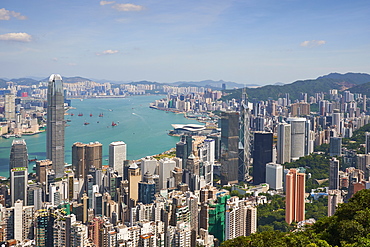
xmin=39 ymin=76 xmax=92 ymax=83
xmin=319 ymin=72 xmax=370 ymax=85
xmin=223 ymin=72 xmax=370 ymax=101
xmin=10 ymin=78 xmax=38 ymax=86
xmin=0 ymin=79 xmax=7 ymax=88
xmin=172 ymin=80 xmax=257 ymax=89
xmin=129 ymin=81 xmax=162 ymax=86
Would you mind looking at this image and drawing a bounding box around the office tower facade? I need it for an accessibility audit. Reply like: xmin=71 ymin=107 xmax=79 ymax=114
xmin=138 ymin=171 xmax=156 ymax=204
xmin=47 ymin=74 xmax=65 ymax=178
xmin=109 ymin=141 xmax=127 ymax=177
xmin=9 ymin=139 xmax=28 ymax=169
xmin=265 ymin=162 xmax=283 ymax=190
xmin=252 ymin=132 xmax=273 ymax=185
xmin=277 ymin=122 xmax=291 ymax=164
xmin=72 ymin=142 xmax=102 ymax=179
xmin=4 ymin=93 xmax=15 ymax=122
xmin=220 ymin=111 xmax=239 ymax=184
xmin=176 ymin=135 xmax=193 ymax=168
xmin=140 ymin=156 xmax=158 ymax=180
xmin=363 ymin=95 xmax=367 ymax=112
xmin=287 ymin=118 xmax=306 ymax=161
xmin=285 ymin=168 xmax=305 ymax=224
xmin=328 ymin=189 xmax=342 ymax=217
xmin=332 ymin=112 xmax=342 ymax=136
xmin=159 ymin=158 xmax=176 ymax=190
xmin=329 ymin=158 xmax=340 ymax=190
xmin=304 ymin=119 xmax=313 ymax=156
xmin=366 ymin=132 xmax=370 ymax=154
xmin=330 ymin=137 xmax=342 ymax=156
xmin=239 ymin=89 xmax=251 ymax=181
xmin=10 ymin=139 xmax=28 ymax=206
xmin=128 ymin=163 xmax=141 ymax=207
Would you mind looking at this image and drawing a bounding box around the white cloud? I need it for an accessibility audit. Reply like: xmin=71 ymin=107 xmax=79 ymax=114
xmin=112 ymin=3 xmax=144 ymax=12
xmin=0 ymin=8 xmax=27 ymax=20
xmin=96 ymin=49 xmax=119 ymax=55
xmin=100 ymin=1 xmax=115 ymax=5
xmin=300 ymin=40 xmax=326 ymax=47
xmin=0 ymin=32 xmax=32 ymax=42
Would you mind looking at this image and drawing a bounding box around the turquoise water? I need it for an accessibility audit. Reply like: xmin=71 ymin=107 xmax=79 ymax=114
xmin=0 ymin=95 xmax=200 ymax=177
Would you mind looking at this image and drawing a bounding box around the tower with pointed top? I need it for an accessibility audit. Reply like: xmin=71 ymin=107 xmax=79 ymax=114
xmin=239 ymin=87 xmax=251 ymax=181
xmin=47 ymin=74 xmax=65 ymax=178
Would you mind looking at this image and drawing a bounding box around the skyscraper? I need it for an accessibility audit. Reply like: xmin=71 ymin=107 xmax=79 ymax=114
xmin=239 ymin=88 xmax=251 ymax=181
xmin=10 ymin=139 xmax=28 ymax=206
xmin=109 ymin=141 xmax=127 ymax=177
xmin=4 ymin=93 xmax=15 ymax=122
xmin=47 ymin=74 xmax=65 ymax=178
xmin=329 ymin=137 xmax=342 ymax=156
xmin=252 ymin=132 xmax=273 ymax=185
xmin=72 ymin=142 xmax=102 ymax=180
xmin=265 ymin=163 xmax=283 ymax=190
xmin=329 ymin=158 xmax=340 ymax=190
xmin=138 ymin=171 xmax=156 ymax=204
xmin=285 ymin=168 xmax=305 ymax=224
xmin=220 ymin=111 xmax=239 ymax=184
xmin=366 ymin=132 xmax=370 ymax=154
xmin=277 ymin=122 xmax=291 ymax=164
xmin=287 ymin=118 xmax=306 ymax=161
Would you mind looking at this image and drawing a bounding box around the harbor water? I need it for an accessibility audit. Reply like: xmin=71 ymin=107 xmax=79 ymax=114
xmin=0 ymin=95 xmax=199 ymax=177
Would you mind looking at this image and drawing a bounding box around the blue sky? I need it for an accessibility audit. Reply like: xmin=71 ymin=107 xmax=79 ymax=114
xmin=0 ymin=0 xmax=369 ymax=85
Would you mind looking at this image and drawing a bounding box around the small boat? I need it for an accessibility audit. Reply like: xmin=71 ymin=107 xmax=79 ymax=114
xmin=29 ymin=157 xmax=37 ymax=162
xmin=112 ymin=121 xmax=117 ymax=126
xmin=84 ymin=122 xmax=90 ymax=125
xmin=109 ymin=109 xmax=113 ymax=111
xmin=99 ymin=113 xmax=103 ymax=117
xmin=90 ymin=113 xmax=93 ymax=117
xmin=78 ymin=113 xmax=83 ymax=116
xmin=71 ymin=113 xmax=74 ymax=116
xmin=66 ymin=119 xmax=71 ymax=122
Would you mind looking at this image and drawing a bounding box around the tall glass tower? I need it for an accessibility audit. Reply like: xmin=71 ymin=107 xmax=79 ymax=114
xmin=9 ymin=139 xmax=28 ymax=205
xmin=47 ymin=74 xmax=65 ymax=178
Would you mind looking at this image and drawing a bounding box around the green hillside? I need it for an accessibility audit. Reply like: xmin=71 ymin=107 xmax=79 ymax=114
xmin=222 ymin=73 xmax=370 ymax=101
xmin=348 ymin=81 xmax=370 ymax=97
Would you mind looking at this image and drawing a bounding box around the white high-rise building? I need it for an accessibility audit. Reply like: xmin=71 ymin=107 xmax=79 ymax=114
xmin=287 ymin=118 xmax=306 ymax=161
xmin=332 ymin=112 xmax=342 ymax=136
xmin=265 ymin=162 xmax=283 ymax=190
xmin=141 ymin=156 xmax=158 ymax=180
xmin=225 ymin=197 xmax=257 ymax=240
xmin=4 ymin=200 xmax=34 ymax=242
xmin=4 ymin=93 xmax=15 ymax=122
xmin=277 ymin=122 xmax=291 ymax=164
xmin=159 ymin=158 xmax=176 ymax=190
xmin=109 ymin=141 xmax=127 ymax=177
